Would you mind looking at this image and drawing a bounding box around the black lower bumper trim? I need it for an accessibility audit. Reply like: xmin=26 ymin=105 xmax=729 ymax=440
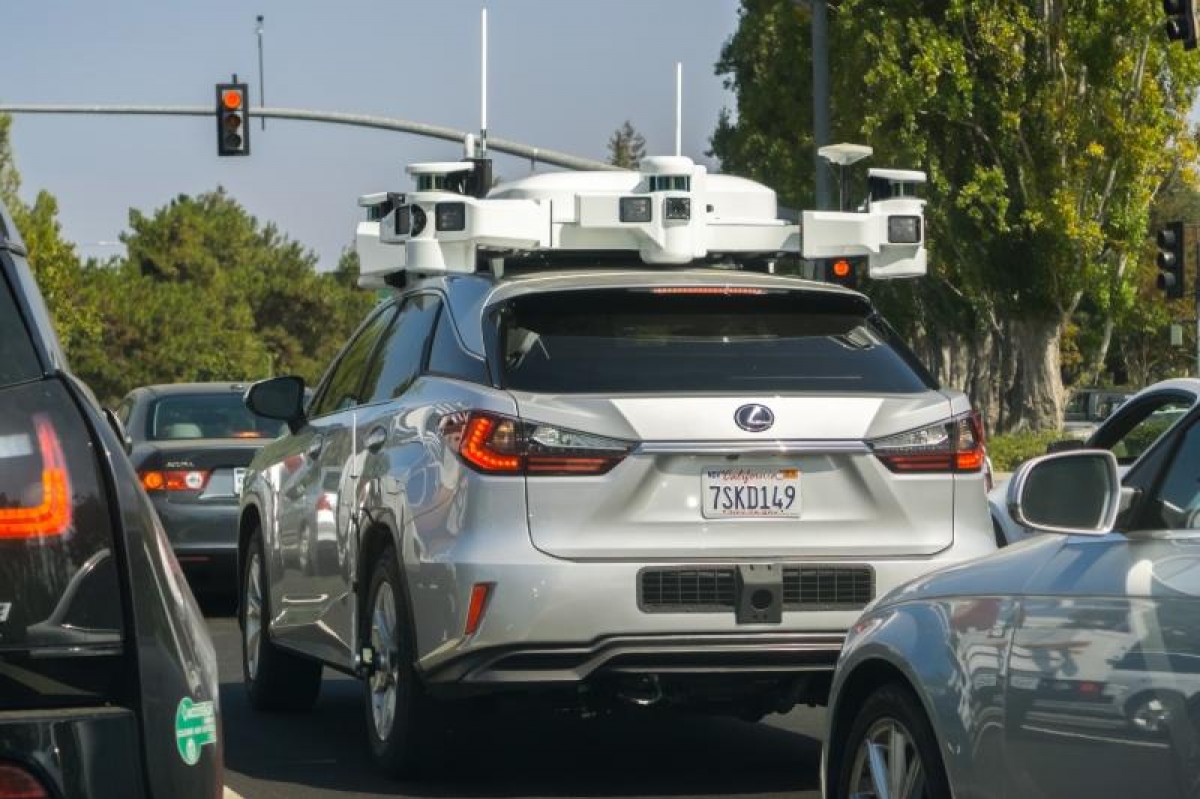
xmin=422 ymin=632 xmax=845 ymax=687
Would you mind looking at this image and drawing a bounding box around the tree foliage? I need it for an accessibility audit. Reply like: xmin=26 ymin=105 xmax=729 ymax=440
xmin=607 ymin=121 xmax=648 ymax=168
xmin=712 ymin=0 xmax=1200 ymax=432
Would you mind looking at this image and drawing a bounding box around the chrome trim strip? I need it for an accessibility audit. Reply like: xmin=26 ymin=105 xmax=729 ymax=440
xmin=637 ymin=440 xmax=869 ymax=455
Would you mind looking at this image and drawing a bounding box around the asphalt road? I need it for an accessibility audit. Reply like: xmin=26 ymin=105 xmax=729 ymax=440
xmin=205 ymin=609 xmax=827 ymax=799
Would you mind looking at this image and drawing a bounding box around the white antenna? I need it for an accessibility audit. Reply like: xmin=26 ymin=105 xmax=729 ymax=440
xmin=674 ymin=62 xmax=682 ymax=157
xmin=480 ymin=7 xmax=489 ymax=158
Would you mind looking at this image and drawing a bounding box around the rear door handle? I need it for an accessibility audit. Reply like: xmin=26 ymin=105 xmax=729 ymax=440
xmin=306 ymin=436 xmax=324 ymax=459
xmin=365 ymin=426 xmax=387 ymax=453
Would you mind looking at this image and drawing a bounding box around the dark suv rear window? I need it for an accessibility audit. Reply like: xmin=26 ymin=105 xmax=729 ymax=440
xmin=0 ymin=269 xmax=41 ymax=386
xmin=498 ymin=288 xmax=936 ymax=394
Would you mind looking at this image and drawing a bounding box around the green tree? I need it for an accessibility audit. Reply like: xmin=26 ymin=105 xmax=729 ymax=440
xmin=607 ymin=121 xmax=647 ymax=168
xmin=712 ymin=0 xmax=1200 ymax=432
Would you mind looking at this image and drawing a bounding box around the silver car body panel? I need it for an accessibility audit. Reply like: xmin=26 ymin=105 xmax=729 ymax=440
xmin=242 ymin=269 xmax=995 ymax=688
xmin=825 ymin=531 xmax=1200 ymax=799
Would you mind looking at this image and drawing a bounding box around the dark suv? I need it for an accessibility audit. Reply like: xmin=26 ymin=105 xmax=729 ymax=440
xmin=0 ymin=204 xmax=223 ymax=798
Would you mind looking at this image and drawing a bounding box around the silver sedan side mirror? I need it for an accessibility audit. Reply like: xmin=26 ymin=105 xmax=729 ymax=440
xmin=1007 ymin=449 xmax=1120 ymax=536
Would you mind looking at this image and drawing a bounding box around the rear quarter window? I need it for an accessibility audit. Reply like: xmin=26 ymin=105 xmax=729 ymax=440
xmin=0 ymin=267 xmax=41 ymax=387
xmin=497 ymin=288 xmax=936 ymax=394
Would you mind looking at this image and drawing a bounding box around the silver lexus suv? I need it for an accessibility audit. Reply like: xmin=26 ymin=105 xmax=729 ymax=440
xmin=237 ymin=267 xmax=995 ymax=776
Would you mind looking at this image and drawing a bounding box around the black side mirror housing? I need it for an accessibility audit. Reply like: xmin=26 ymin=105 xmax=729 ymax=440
xmin=245 ymin=376 xmax=307 ymax=434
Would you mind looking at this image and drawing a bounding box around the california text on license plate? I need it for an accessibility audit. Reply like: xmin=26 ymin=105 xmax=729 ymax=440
xmin=702 ymin=467 xmax=801 ymax=519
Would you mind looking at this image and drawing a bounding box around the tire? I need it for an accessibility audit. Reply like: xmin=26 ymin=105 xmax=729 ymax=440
xmin=834 ymin=682 xmax=951 ymax=799
xmin=241 ymin=527 xmax=323 ymax=712
xmin=363 ymin=543 xmax=441 ymax=779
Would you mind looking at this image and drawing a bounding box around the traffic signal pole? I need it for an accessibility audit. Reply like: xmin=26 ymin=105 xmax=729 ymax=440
xmin=0 ymin=104 xmax=616 ymax=172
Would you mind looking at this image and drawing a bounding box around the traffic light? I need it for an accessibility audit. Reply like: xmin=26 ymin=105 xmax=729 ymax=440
xmin=827 ymin=257 xmax=863 ymax=290
xmin=1163 ymin=0 xmax=1199 ymax=49
xmin=1156 ymin=221 xmax=1186 ymax=300
xmin=215 ymin=83 xmax=250 ymax=156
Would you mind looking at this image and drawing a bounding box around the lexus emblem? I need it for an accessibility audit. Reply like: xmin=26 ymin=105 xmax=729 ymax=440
xmin=734 ymin=404 xmax=775 ymax=433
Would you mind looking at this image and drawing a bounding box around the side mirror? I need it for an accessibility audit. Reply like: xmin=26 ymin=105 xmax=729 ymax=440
xmin=103 ymin=408 xmax=133 ymax=455
xmin=246 ymin=376 xmax=307 ymax=434
xmin=1007 ymin=450 xmax=1120 ymax=536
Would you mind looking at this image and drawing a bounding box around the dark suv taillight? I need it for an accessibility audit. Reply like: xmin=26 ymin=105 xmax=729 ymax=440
xmin=871 ymin=411 xmax=985 ymax=473
xmin=440 ymin=411 xmax=633 ymax=476
xmin=0 ymin=414 xmax=72 ymax=539
xmin=0 ymin=762 xmax=49 ymax=799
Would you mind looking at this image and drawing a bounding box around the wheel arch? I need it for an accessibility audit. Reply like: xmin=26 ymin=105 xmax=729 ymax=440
xmin=355 ymin=510 xmax=418 ymax=662
xmin=826 ymin=657 xmax=922 ymax=788
xmin=237 ymin=501 xmax=263 ymax=627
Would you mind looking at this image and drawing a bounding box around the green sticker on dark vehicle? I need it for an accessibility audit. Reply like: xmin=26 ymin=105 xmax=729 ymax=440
xmin=175 ymin=697 xmax=217 ymax=766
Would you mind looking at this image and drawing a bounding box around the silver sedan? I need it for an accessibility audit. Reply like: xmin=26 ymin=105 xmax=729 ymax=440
xmin=824 ymin=407 xmax=1200 ymax=799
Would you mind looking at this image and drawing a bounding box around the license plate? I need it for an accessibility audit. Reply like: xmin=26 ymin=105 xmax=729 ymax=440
xmin=702 ymin=467 xmax=801 ymax=519
xmin=233 ymin=468 xmax=247 ymax=496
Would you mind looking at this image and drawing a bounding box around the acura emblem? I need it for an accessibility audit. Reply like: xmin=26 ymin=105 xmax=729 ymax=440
xmin=734 ymin=404 xmax=774 ymax=433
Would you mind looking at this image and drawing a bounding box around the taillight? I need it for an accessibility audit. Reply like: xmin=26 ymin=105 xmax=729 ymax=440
xmin=139 ymin=469 xmax=211 ymax=492
xmin=440 ymin=411 xmax=633 ymax=476
xmin=871 ymin=411 xmax=985 ymax=473
xmin=0 ymin=763 xmax=49 ymax=799
xmin=0 ymin=415 xmax=72 ymax=539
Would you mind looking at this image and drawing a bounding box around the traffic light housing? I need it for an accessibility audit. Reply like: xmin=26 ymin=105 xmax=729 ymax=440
xmin=1164 ymin=0 xmax=1199 ymax=49
xmin=215 ymin=83 xmax=250 ymax=156
xmin=1157 ymin=221 xmax=1186 ymax=300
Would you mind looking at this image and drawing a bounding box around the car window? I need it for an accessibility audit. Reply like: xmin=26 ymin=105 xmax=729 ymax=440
xmin=361 ymin=294 xmax=441 ymax=404
xmin=1143 ymin=420 xmax=1200 ymax=530
xmin=499 ymin=289 xmax=936 ymax=394
xmin=1095 ymin=397 xmax=1193 ymax=465
xmin=428 ymin=304 xmax=488 ymax=384
xmin=0 ymin=270 xmax=41 ymax=387
xmin=309 ymin=305 xmax=397 ymax=418
xmin=147 ymin=393 xmax=286 ymax=440
xmin=116 ymin=396 xmax=135 ymax=426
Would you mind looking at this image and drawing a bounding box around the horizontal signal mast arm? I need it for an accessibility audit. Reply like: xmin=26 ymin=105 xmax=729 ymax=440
xmin=0 ymin=104 xmax=617 ymax=172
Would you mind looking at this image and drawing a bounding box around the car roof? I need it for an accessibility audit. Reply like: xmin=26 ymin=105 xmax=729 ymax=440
xmin=133 ymin=382 xmax=252 ymax=398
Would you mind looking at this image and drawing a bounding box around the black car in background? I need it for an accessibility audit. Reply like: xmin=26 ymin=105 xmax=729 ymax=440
xmin=117 ymin=383 xmax=284 ymax=596
xmin=0 ymin=203 xmax=223 ymax=798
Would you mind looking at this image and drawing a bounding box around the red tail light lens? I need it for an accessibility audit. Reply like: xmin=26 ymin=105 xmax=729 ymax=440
xmin=441 ymin=411 xmax=633 ymax=476
xmin=139 ymin=469 xmax=211 ymax=492
xmin=872 ymin=411 xmax=985 ymax=474
xmin=0 ymin=415 xmax=72 ymax=540
xmin=0 ymin=763 xmax=49 ymax=799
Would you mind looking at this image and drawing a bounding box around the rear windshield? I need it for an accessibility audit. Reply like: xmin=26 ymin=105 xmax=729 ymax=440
xmin=498 ymin=289 xmax=936 ymax=394
xmin=0 ymin=268 xmax=41 ymax=387
xmin=148 ymin=393 xmax=286 ymax=440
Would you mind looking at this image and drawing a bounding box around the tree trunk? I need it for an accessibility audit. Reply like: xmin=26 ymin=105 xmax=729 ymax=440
xmin=908 ymin=316 xmax=1065 ymax=434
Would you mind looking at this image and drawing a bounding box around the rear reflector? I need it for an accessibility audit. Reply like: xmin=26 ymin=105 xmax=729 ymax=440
xmin=441 ymin=411 xmax=632 ymax=476
xmin=0 ymin=763 xmax=49 ymax=799
xmin=871 ymin=411 xmax=985 ymax=474
xmin=139 ymin=469 xmax=212 ymax=492
xmin=0 ymin=416 xmax=72 ymax=540
xmin=464 ymin=583 xmax=494 ymax=636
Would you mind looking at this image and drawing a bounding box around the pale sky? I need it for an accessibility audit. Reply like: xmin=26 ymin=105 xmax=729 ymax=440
xmin=0 ymin=1 xmax=742 ymax=270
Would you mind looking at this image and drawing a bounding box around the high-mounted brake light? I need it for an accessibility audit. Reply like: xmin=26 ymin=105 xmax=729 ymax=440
xmin=0 ymin=416 xmax=72 ymax=540
xmin=649 ymin=287 xmax=767 ymax=296
xmin=441 ymin=411 xmax=633 ymax=476
xmin=0 ymin=763 xmax=49 ymax=799
xmin=871 ymin=411 xmax=985 ymax=474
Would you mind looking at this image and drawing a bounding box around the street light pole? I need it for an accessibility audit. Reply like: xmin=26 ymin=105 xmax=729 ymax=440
xmin=810 ymin=0 xmax=832 ymax=211
xmin=256 ymin=15 xmax=266 ymax=131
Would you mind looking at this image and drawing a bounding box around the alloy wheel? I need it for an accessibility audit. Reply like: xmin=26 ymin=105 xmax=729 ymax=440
xmin=847 ymin=717 xmax=929 ymax=799
xmin=244 ymin=551 xmax=263 ymax=681
xmin=369 ymin=581 xmax=400 ymax=740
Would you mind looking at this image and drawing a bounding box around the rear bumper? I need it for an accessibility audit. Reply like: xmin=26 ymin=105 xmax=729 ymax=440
xmin=149 ymin=497 xmax=239 ymax=593
xmin=424 ymin=631 xmax=845 ymax=686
